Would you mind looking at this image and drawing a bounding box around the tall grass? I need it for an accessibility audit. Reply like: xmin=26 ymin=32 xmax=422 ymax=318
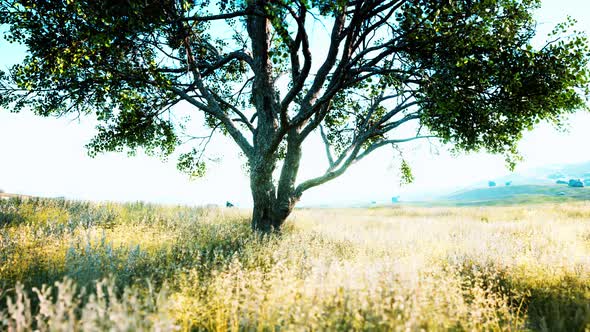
xmin=1 ymin=198 xmax=589 ymax=331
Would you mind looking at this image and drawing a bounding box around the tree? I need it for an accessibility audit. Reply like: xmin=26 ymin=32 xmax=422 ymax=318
xmin=0 ymin=0 xmax=588 ymax=232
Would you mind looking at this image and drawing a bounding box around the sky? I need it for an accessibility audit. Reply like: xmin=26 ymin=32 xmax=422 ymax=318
xmin=1 ymin=0 xmax=590 ymax=207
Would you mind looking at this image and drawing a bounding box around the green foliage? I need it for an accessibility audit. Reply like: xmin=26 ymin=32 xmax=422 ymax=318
xmin=176 ymin=149 xmax=207 ymax=179
xmin=0 ymin=0 xmax=188 ymax=157
xmin=399 ymin=159 xmax=414 ymax=186
xmin=397 ymin=0 xmax=589 ymax=159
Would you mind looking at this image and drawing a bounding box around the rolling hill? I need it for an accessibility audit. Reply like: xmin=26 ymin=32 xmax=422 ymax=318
xmin=442 ymin=184 xmax=590 ymax=206
xmin=432 ymin=160 xmax=590 ymax=205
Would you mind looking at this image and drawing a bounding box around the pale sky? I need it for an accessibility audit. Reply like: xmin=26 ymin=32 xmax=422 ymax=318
xmin=1 ymin=0 xmax=590 ymax=206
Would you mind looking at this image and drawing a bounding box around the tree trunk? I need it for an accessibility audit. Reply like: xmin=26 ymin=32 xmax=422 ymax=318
xmin=251 ymin=190 xmax=283 ymax=233
xmin=247 ymin=5 xmax=282 ymax=233
xmin=250 ymin=158 xmax=282 ymax=233
xmin=249 ymin=136 xmax=301 ymax=233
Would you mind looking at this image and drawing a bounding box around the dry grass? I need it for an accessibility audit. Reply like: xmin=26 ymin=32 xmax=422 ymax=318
xmin=1 ymin=198 xmax=589 ymax=331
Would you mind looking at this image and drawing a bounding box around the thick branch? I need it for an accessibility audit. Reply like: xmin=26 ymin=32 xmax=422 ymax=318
xmin=295 ymin=134 xmax=436 ymax=195
xmin=279 ymin=4 xmax=312 ymax=121
xmin=180 ymin=10 xmax=251 ymax=22
xmin=297 ymin=8 xmax=347 ymax=112
xmin=177 ymin=25 xmax=257 ymax=157
xmin=295 ymin=142 xmax=363 ymax=195
xmin=209 ymin=90 xmax=256 ymax=133
xmin=201 ymin=50 xmax=254 ymax=76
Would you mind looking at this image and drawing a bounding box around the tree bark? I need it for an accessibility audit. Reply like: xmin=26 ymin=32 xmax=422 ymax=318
xmin=250 ymin=179 xmax=299 ymax=233
xmin=250 ymin=157 xmax=281 ymax=232
xmin=245 ymin=3 xmax=305 ymax=232
xmin=275 ymin=133 xmax=302 ymax=221
xmin=250 ymin=134 xmax=302 ymax=233
xmin=251 ymin=186 xmax=280 ymax=233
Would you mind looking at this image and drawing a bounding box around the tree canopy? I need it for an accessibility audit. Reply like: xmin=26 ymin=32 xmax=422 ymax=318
xmin=1 ymin=0 xmax=588 ymax=231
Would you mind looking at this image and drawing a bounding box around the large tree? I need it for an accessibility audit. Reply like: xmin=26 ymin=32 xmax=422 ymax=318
xmin=0 ymin=0 xmax=588 ymax=231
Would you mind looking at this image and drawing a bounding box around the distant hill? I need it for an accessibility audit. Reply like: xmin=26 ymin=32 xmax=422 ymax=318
xmin=433 ymin=160 xmax=590 ymax=205
xmin=442 ymin=184 xmax=590 ymax=206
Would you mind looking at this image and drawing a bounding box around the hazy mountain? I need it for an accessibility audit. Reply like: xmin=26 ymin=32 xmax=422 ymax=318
xmin=440 ymin=160 xmax=590 ymax=205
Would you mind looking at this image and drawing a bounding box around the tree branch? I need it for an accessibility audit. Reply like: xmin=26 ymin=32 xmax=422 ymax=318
xmin=279 ymin=4 xmax=312 ymax=123
xmin=179 ymin=10 xmax=252 ymax=22
xmin=295 ymin=134 xmax=436 ymax=195
xmin=209 ymin=89 xmax=256 ymax=133
xmin=319 ymin=124 xmax=335 ymax=167
xmin=201 ymin=50 xmax=254 ymax=76
xmin=177 ymin=28 xmax=256 ymax=157
xmin=295 ymin=7 xmax=347 ymax=118
xmin=355 ymin=135 xmax=437 ymax=160
xmin=295 ymin=141 xmax=363 ymax=195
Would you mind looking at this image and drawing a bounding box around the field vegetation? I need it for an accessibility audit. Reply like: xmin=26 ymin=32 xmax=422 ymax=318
xmin=1 ymin=198 xmax=589 ymax=331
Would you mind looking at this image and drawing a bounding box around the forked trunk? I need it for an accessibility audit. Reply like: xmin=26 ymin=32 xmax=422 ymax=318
xmin=251 ymin=189 xmax=284 ymax=232
xmin=250 ymin=160 xmax=283 ymax=232
xmin=249 ymin=144 xmax=300 ymax=233
xmin=251 ymin=187 xmax=298 ymax=232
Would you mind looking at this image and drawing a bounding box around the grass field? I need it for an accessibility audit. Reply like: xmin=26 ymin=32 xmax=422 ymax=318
xmin=1 ymin=198 xmax=589 ymax=331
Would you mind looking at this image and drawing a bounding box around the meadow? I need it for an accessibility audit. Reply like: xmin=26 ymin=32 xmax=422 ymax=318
xmin=0 ymin=198 xmax=589 ymax=331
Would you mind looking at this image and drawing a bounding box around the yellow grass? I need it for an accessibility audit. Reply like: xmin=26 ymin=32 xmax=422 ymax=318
xmin=1 ymin=198 xmax=589 ymax=331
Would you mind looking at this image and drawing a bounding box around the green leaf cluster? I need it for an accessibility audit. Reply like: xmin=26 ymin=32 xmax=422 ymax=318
xmin=397 ymin=0 xmax=589 ymax=162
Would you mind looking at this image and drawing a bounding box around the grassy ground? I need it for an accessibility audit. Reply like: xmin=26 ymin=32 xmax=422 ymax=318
xmin=1 ymin=198 xmax=589 ymax=331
